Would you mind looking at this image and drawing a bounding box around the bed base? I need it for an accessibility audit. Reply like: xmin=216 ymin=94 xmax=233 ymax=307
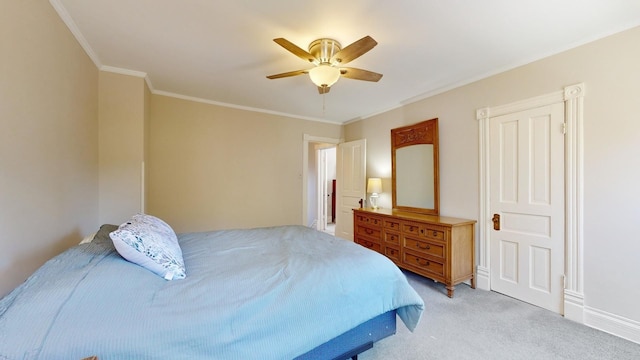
xmin=295 ymin=310 xmax=397 ymax=360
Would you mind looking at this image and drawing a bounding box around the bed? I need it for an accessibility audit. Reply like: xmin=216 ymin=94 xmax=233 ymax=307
xmin=0 ymin=219 xmax=424 ymax=359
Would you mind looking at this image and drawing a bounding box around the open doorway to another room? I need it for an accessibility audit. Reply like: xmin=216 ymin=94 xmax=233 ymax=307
xmin=306 ymin=143 xmax=337 ymax=235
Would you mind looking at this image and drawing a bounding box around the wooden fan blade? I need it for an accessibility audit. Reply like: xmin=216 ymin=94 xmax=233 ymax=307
xmin=266 ymin=69 xmax=308 ymax=79
xmin=330 ymin=36 xmax=377 ymax=65
xmin=318 ymin=86 xmax=330 ymax=94
xmin=339 ymin=67 xmax=383 ymax=82
xmin=273 ymin=38 xmax=318 ymax=64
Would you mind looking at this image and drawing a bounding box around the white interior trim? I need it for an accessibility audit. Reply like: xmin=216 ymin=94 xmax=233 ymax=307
xmin=476 ymin=83 xmax=585 ymax=321
xmin=302 ymin=134 xmax=341 ymax=227
xmin=562 ymin=83 xmax=586 ymax=323
xmin=584 ymin=306 xmax=640 ymax=344
xmin=316 ymin=148 xmax=326 ymax=231
xmin=100 ymin=66 xmax=156 ymax=94
xmin=98 ymin=67 xmax=335 ymax=125
xmin=475 ymin=106 xmax=491 ymax=291
xmin=49 ymin=0 xmax=102 ymax=67
xmin=154 ymin=90 xmax=336 ymax=125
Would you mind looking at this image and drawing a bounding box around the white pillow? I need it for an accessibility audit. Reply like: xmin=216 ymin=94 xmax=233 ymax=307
xmin=110 ymin=214 xmax=186 ymax=280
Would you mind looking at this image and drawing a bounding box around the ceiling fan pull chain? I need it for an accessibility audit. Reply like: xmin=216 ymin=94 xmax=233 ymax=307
xmin=322 ymin=92 xmax=326 ymax=116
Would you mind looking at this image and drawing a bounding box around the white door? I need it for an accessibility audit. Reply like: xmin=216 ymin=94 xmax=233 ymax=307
xmin=489 ymin=103 xmax=565 ymax=313
xmin=316 ymin=147 xmax=334 ymax=232
xmin=334 ymin=139 xmax=366 ymax=240
xmin=316 ymin=147 xmax=328 ymax=231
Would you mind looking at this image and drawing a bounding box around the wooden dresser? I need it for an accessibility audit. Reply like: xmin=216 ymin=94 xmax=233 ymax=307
xmin=353 ymin=208 xmax=476 ymax=297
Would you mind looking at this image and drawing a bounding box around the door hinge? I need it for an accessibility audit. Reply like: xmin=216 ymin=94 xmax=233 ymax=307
xmin=562 ymin=123 xmax=567 ymax=135
xmin=562 ymin=274 xmax=566 ymax=289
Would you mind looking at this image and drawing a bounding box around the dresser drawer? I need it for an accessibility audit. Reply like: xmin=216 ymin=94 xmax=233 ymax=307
xmin=384 ymin=219 xmax=401 ymax=231
xmin=384 ymin=246 xmax=401 ymax=262
xmin=402 ymin=222 xmax=445 ymax=241
xmin=384 ymin=231 xmax=400 ymax=245
xmin=355 ymin=213 xmax=383 ymax=227
xmin=404 ymin=236 xmax=445 ymax=259
xmin=404 ymin=251 xmax=445 ymax=277
xmin=402 ymin=222 xmax=422 ymax=236
xmin=356 ymin=225 xmax=382 ymax=239
xmin=420 ymin=226 xmax=445 ymax=241
xmin=356 ymin=238 xmax=382 ymax=253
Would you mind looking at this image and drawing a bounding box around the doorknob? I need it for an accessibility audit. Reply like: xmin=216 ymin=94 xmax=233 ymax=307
xmin=492 ymin=214 xmax=501 ymax=231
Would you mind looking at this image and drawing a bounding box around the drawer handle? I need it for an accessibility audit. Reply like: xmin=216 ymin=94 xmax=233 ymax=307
xmin=417 ymin=243 xmax=431 ymax=250
xmin=365 ymin=228 xmax=374 ymax=235
xmin=364 ymin=241 xmax=374 ymax=248
xmin=409 ymin=226 xmax=416 ymax=231
xmin=389 ymin=249 xmax=396 ymax=255
xmin=433 ymin=231 xmax=438 ymax=236
xmin=417 ymin=258 xmax=431 ymax=266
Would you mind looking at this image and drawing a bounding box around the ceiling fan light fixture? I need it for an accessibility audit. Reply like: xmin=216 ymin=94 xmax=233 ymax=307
xmin=267 ymin=36 xmax=381 ymax=94
xmin=309 ymin=64 xmax=341 ymax=88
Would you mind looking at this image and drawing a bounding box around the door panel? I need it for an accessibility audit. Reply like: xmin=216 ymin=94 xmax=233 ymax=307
xmin=490 ymin=103 xmax=564 ymax=313
xmin=335 ymin=139 xmax=366 ymax=240
xmin=500 ymin=240 xmax=519 ymax=284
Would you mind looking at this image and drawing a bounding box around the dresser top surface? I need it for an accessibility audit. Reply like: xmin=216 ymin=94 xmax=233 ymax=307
xmin=354 ymin=208 xmax=476 ymax=226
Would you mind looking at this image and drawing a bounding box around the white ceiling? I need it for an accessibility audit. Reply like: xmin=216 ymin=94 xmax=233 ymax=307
xmin=52 ymin=0 xmax=640 ymax=124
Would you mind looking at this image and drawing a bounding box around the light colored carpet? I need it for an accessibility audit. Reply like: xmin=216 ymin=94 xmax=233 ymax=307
xmin=361 ymin=271 xmax=640 ymax=360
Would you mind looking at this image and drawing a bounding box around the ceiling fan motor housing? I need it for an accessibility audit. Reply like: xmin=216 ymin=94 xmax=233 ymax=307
xmin=308 ymin=38 xmax=342 ymax=64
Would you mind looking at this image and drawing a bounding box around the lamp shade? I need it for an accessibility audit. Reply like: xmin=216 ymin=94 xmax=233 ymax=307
xmin=367 ymin=178 xmax=382 ymax=194
xmin=309 ymin=64 xmax=341 ymax=87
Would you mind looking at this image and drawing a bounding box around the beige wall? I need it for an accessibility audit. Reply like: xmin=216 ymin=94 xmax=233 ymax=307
xmin=2 ymin=0 xmax=639 ymax=342
xmin=0 ymin=1 xmax=99 ymax=296
xmin=98 ymin=71 xmax=148 ymax=225
xmin=144 ymin=79 xmax=152 ymax=212
xmin=147 ymin=95 xmax=342 ymax=233
xmin=345 ymin=26 xmax=640 ymax=327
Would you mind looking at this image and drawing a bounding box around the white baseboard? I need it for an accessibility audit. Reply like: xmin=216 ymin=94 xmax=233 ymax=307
xmin=563 ymin=289 xmax=584 ymax=323
xmin=476 ymin=266 xmax=490 ymax=291
xmin=584 ymin=306 xmax=640 ymax=345
xmin=477 ymin=267 xmax=638 ymax=345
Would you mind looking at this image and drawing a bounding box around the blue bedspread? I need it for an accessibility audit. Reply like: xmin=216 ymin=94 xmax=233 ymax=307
xmin=0 ymin=225 xmax=424 ymax=359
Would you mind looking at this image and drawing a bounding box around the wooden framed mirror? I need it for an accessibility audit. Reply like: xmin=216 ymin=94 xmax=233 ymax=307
xmin=391 ymin=118 xmax=439 ymax=215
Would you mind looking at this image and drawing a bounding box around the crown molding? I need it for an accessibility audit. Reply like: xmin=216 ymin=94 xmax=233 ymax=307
xmin=49 ymin=0 xmax=102 ymax=68
xmin=153 ymin=90 xmax=340 ymax=125
xmin=99 ymin=66 xmax=155 ymax=92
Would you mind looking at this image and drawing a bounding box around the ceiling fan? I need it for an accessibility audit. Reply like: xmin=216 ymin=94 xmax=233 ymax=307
xmin=266 ymin=36 xmax=383 ymax=94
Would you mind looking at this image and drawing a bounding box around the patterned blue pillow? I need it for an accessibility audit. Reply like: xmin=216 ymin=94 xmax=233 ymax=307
xmin=110 ymin=214 xmax=186 ymax=280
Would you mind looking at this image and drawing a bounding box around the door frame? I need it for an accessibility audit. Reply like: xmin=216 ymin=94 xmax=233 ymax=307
xmin=334 ymin=139 xmax=367 ymax=241
xmin=476 ymin=83 xmax=585 ymax=322
xmin=316 ymin=145 xmax=336 ymax=232
xmin=302 ymin=134 xmax=341 ymax=227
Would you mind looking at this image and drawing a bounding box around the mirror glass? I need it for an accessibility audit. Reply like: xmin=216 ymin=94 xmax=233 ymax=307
xmin=395 ymin=144 xmax=434 ymax=209
xmin=392 ymin=118 xmax=439 ymax=215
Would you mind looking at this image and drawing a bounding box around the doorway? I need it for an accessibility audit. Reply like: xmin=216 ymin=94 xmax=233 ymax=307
xmin=302 ymin=134 xmax=340 ymax=232
xmin=477 ymin=83 xmax=586 ymax=321
xmin=317 ymin=147 xmax=337 ymax=234
xmin=489 ymin=102 xmax=565 ymax=313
